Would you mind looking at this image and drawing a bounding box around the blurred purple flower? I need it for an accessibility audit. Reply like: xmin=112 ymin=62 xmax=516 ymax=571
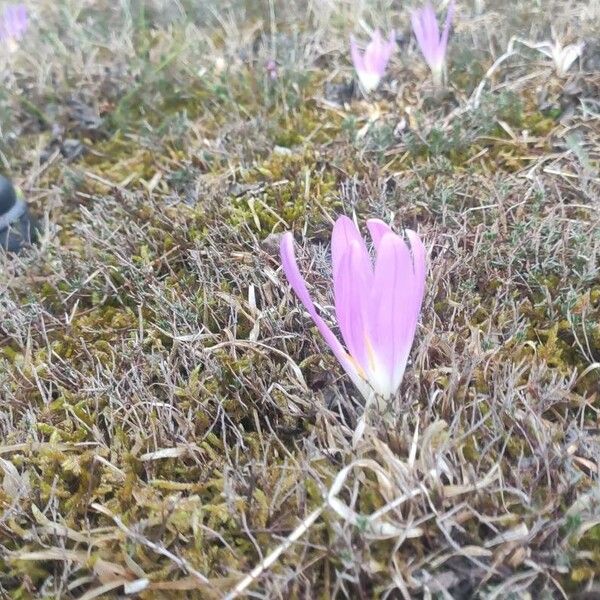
xmin=350 ymin=30 xmax=396 ymax=93
xmin=266 ymin=59 xmax=278 ymax=80
xmin=411 ymin=0 xmax=454 ymax=86
xmin=280 ymin=216 xmax=426 ymax=402
xmin=0 ymin=3 xmax=28 ymax=48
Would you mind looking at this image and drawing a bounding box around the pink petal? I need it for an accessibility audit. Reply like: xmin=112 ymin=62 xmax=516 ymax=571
xmin=280 ymin=232 xmax=369 ymax=396
xmin=332 ymin=216 xmax=368 ymax=279
xmin=412 ymin=4 xmax=440 ymax=69
xmin=363 ymin=29 xmax=395 ymax=76
xmin=375 ymin=30 xmax=396 ymax=73
xmin=331 ymin=216 xmax=373 ymax=370
xmin=1 ymin=4 xmax=27 ymax=41
xmin=423 ymin=4 xmax=440 ymax=50
xmin=333 ymin=239 xmax=373 ymax=373
xmin=410 ymin=10 xmax=425 ymax=49
xmin=367 ymin=218 xmax=392 ymax=251
xmin=363 ymin=30 xmax=383 ymax=75
xmin=371 ymin=231 xmax=424 ymax=394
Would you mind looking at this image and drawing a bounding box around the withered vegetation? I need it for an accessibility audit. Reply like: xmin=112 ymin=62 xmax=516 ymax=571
xmin=0 ymin=1 xmax=599 ymax=598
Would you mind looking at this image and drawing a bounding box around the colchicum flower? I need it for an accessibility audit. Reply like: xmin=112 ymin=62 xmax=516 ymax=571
xmin=280 ymin=216 xmax=426 ymax=403
xmin=0 ymin=4 xmax=28 ymax=51
xmin=350 ymin=30 xmax=396 ymax=93
xmin=411 ymin=1 xmax=454 ymax=87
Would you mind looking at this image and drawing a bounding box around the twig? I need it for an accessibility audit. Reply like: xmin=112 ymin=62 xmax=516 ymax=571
xmin=224 ymin=505 xmax=325 ymax=599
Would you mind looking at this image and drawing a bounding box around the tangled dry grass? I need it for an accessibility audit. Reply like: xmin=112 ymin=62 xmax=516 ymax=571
xmin=0 ymin=0 xmax=599 ymax=598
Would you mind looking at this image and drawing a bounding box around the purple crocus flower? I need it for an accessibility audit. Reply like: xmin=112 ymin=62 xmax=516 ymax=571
xmin=280 ymin=216 xmax=426 ymax=402
xmin=350 ymin=30 xmax=396 ymax=93
xmin=0 ymin=3 xmax=28 ymax=49
xmin=411 ymin=1 xmax=454 ymax=86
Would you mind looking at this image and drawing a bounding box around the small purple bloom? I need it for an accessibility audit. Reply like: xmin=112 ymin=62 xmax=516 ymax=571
xmin=280 ymin=216 xmax=426 ymax=402
xmin=266 ymin=59 xmax=278 ymax=80
xmin=0 ymin=3 xmax=28 ymax=47
xmin=411 ymin=0 xmax=454 ymax=86
xmin=350 ymin=30 xmax=396 ymax=93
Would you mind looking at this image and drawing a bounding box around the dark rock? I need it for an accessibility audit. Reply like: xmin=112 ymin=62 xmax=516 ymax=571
xmin=260 ymin=232 xmax=283 ymax=257
xmin=0 ymin=175 xmax=38 ymax=253
xmin=323 ymin=80 xmax=356 ymax=105
xmin=0 ymin=174 xmax=17 ymax=214
xmin=61 ymin=138 xmax=85 ymax=160
xmin=583 ymin=40 xmax=600 ymax=71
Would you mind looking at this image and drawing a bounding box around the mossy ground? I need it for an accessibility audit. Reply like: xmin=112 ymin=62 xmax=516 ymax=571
xmin=0 ymin=1 xmax=599 ymax=598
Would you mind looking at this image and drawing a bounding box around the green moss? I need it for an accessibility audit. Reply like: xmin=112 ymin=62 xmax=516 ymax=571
xmin=229 ymin=149 xmax=340 ymax=235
